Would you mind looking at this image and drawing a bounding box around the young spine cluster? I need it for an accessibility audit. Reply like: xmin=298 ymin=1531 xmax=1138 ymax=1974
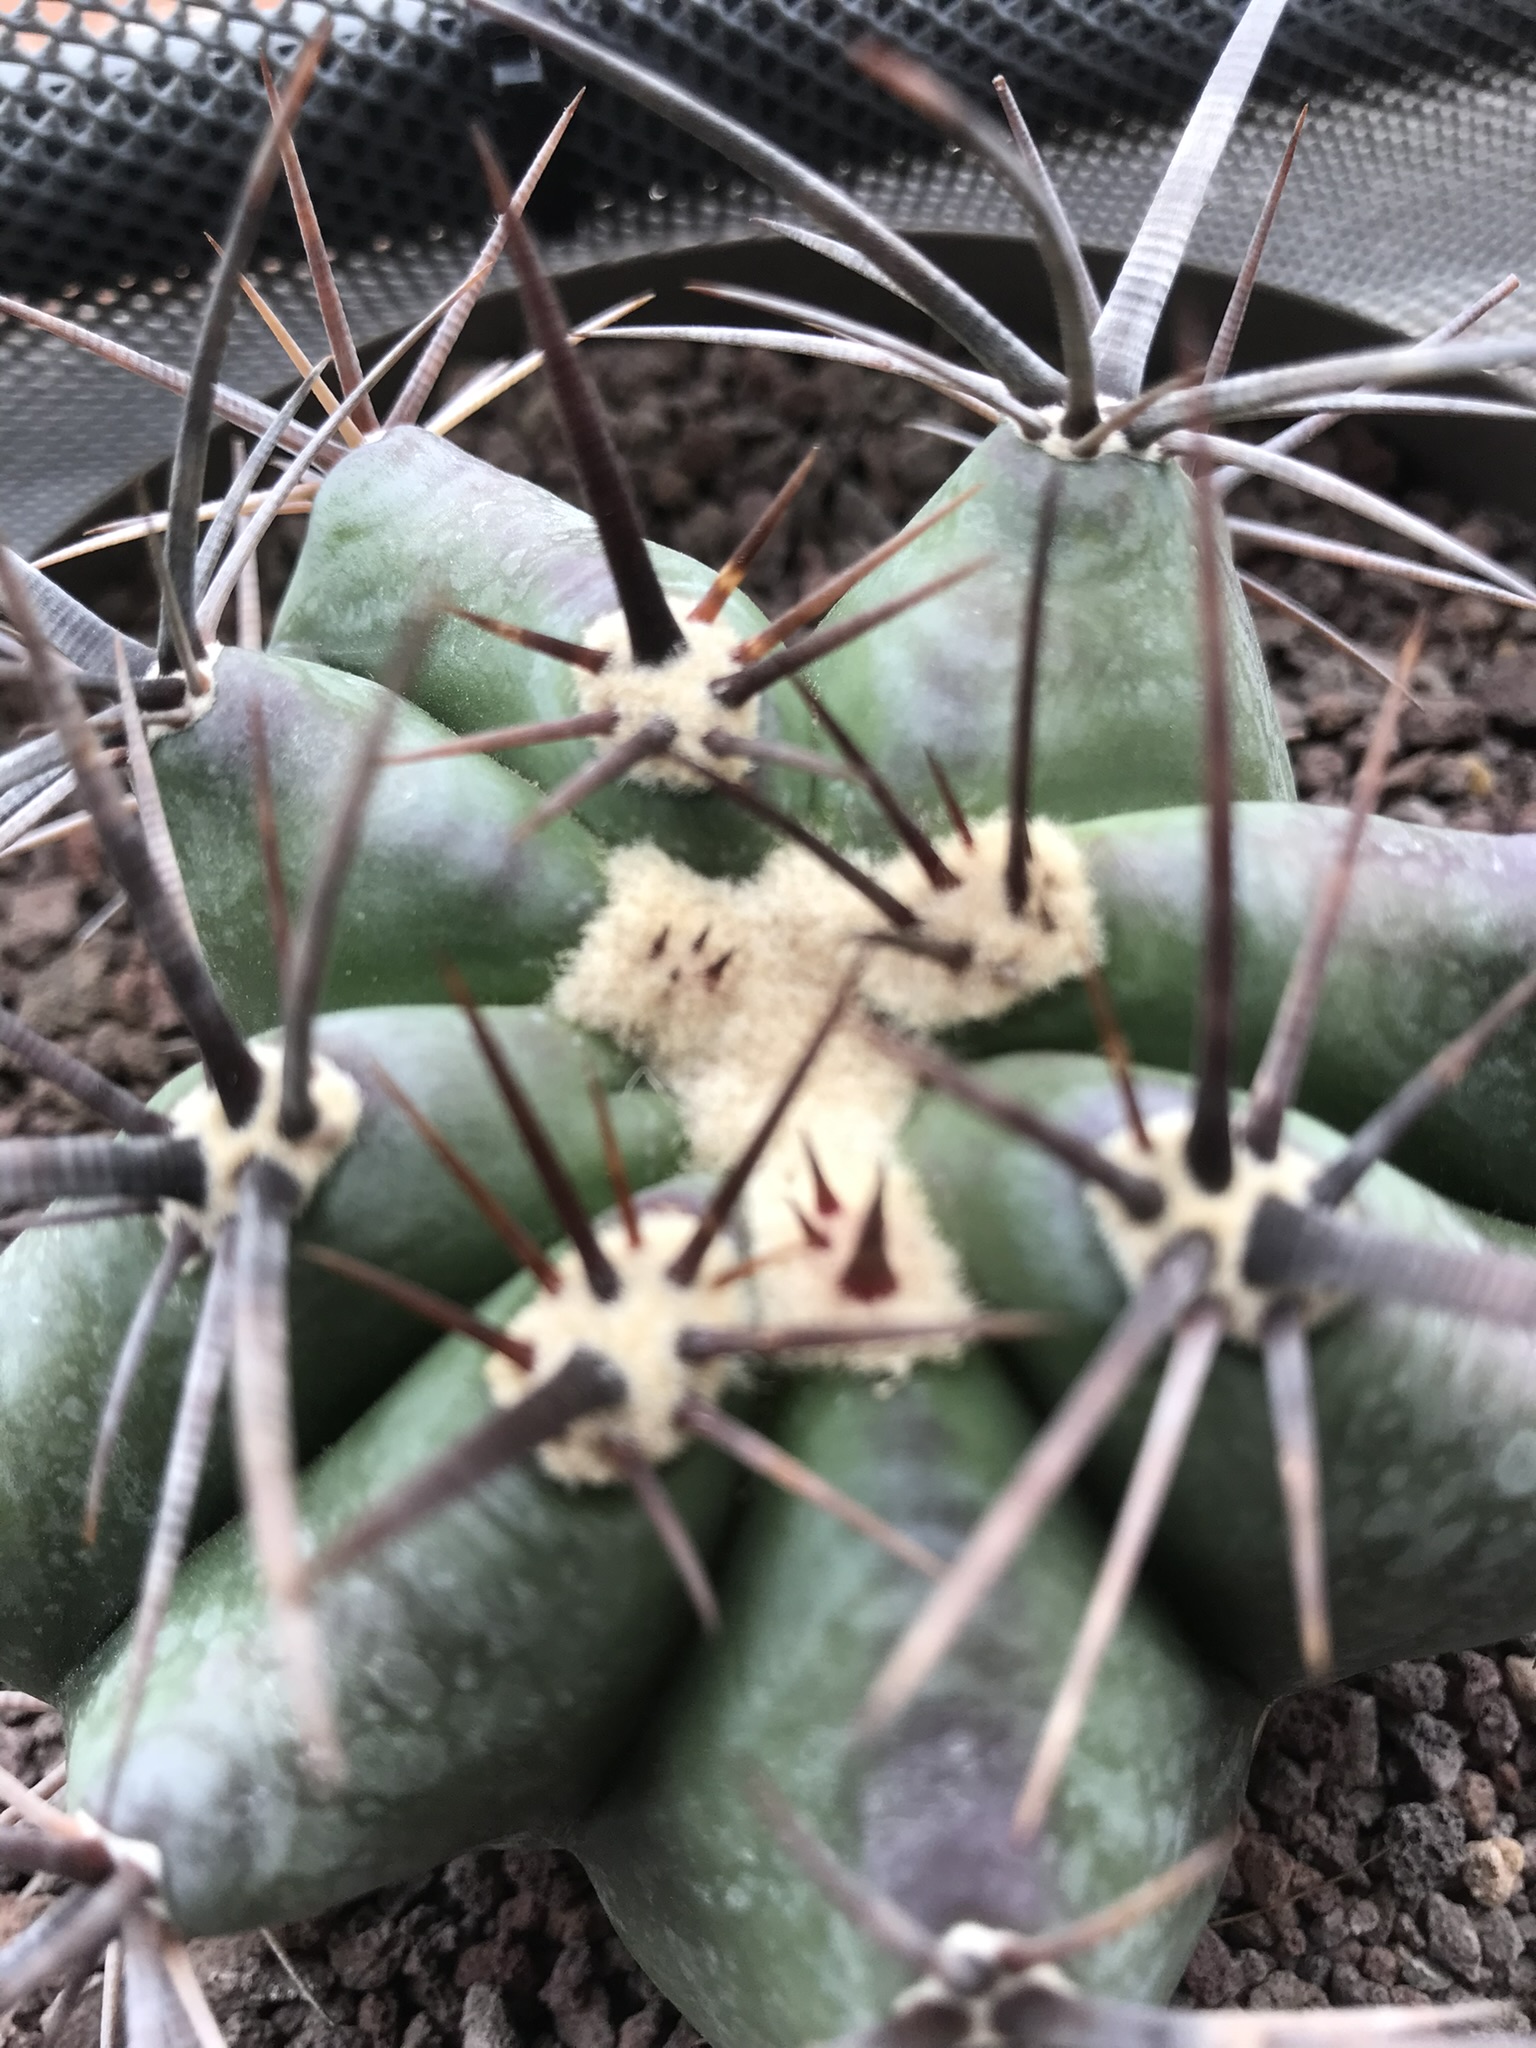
xmin=6 ymin=4 xmax=1536 ymax=2045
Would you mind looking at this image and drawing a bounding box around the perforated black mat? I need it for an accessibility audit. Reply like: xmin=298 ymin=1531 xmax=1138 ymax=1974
xmin=2 ymin=1 xmax=1534 ymax=553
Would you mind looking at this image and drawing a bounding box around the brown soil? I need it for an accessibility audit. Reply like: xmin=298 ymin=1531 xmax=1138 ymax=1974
xmin=6 ymin=339 xmax=1536 ymax=2047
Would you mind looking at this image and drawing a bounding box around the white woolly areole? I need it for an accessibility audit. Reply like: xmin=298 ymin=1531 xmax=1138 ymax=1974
xmin=861 ymin=817 xmax=1101 ymax=1028
xmin=896 ymin=1939 xmax=1078 ymax=2048
xmin=552 ymin=843 xmax=792 ymax=1127
xmin=165 ymin=1042 xmax=363 ymax=1245
xmin=484 ymin=1208 xmax=751 ymax=1486
xmin=1086 ymin=1107 xmax=1331 ymax=1346
xmin=73 ymin=1813 xmax=166 ymax=1889
xmin=551 ymin=827 xmax=1043 ymax=1382
xmin=144 ymin=641 xmax=222 ymax=743
xmin=1035 ymin=404 xmax=1140 ymax=462
xmin=553 ymin=817 xmax=1099 ymax=1172
xmin=742 ymin=1143 xmax=974 ymax=1380
xmin=579 ymin=602 xmax=754 ymax=789
xmin=935 ymin=1922 xmax=1018 ymax=1986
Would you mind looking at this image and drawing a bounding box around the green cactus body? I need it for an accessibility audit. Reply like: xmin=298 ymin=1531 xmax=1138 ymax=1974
xmin=155 ymin=646 xmax=607 ymax=1033
xmin=62 ymin=1255 xmax=744 ymax=1935
xmin=576 ymin=1357 xmax=1259 ymax=2048
xmin=978 ymin=803 xmax=1536 ymax=1222
xmin=268 ymin=429 xmax=777 ymax=874
xmin=15 ymin=0 xmax=1536 ymax=2022
xmin=776 ymin=428 xmax=1295 ymax=847
xmin=905 ymin=1050 xmax=1536 ymax=1694
xmin=0 ymin=1006 xmax=683 ymax=1696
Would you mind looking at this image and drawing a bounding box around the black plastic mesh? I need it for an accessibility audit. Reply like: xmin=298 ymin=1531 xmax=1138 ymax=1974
xmin=1 ymin=2 xmax=1531 ymax=300
xmin=0 ymin=4 xmax=504 ymax=301
xmin=527 ymin=0 xmax=1535 ymax=203
xmin=2 ymin=2 xmax=1534 ymax=553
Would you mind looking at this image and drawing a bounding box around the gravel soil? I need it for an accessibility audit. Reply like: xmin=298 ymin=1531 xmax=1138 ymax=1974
xmin=5 ymin=336 xmax=1536 ymax=2046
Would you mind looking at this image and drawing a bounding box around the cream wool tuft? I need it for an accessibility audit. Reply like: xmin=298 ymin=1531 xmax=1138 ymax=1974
xmin=144 ymin=643 xmax=222 ymax=743
xmin=1036 ymin=404 xmax=1135 ymax=463
xmin=742 ymin=1143 xmax=974 ymax=1379
xmin=578 ymin=602 xmax=755 ymax=789
xmin=165 ymin=1042 xmax=362 ymax=1245
xmin=552 ymin=813 xmax=1105 ymax=1385
xmin=484 ymin=1207 xmax=750 ymax=1486
xmin=550 ymin=844 xmax=794 ymax=1111
xmin=860 ymin=816 xmax=1101 ymax=1028
xmin=1087 ymin=1108 xmax=1340 ymax=1345
xmin=894 ymin=1949 xmax=1080 ymax=2048
xmin=553 ymin=818 xmax=1099 ymax=1166
xmin=555 ymin=822 xmax=1118 ymax=1382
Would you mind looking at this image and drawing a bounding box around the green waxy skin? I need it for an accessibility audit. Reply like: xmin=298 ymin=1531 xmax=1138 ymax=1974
xmin=269 ymin=429 xmax=776 ymax=875
xmin=63 ymin=1255 xmax=741 ymax=1936
xmin=156 ymin=646 xmax=606 ymax=1035
xmin=0 ymin=1006 xmax=683 ymax=1699
xmin=774 ymin=428 xmax=1294 ymax=850
xmin=576 ymin=1359 xmax=1259 ymax=2048
xmin=986 ymin=804 xmax=1536 ymax=1223
xmin=904 ymin=1051 xmax=1536 ymax=1696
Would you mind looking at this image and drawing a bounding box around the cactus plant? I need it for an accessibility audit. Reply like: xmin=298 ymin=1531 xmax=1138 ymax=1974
xmin=7 ymin=2 xmax=1536 ymax=2043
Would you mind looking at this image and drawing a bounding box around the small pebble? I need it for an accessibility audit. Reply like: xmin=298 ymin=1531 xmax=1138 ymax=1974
xmin=1459 ymin=1770 xmax=1501 ymax=1836
xmin=1464 ymin=1836 xmax=1525 ymax=1909
xmin=1383 ymin=1803 xmax=1467 ymax=1904
xmin=1329 ymin=1962 xmax=1391 ymax=2007
xmin=1425 ymin=1894 xmax=1483 ymax=1982
xmin=459 ymin=1985 xmax=515 ymax=2048
xmin=1234 ymin=1834 xmax=1298 ymax=1910
xmin=1394 ymin=1712 xmax=1467 ymax=1796
xmin=1507 ymin=1658 xmax=1536 ymax=1724
xmin=1398 ymin=1953 xmax=1456 ymax=1996
xmin=1294 ymin=742 xmax=1346 ymax=797
xmin=1476 ymin=1905 xmax=1527 ymax=1975
xmin=1246 ymin=1970 xmax=1329 ymax=2012
xmin=1399 ymin=698 xmax=1487 ymax=750
xmin=1182 ymin=1929 xmax=1240 ymax=2008
xmin=1476 ymin=1693 xmax=1525 ymax=1764
xmin=1250 ymin=1748 xmax=1319 ymax=1822
xmin=1476 ymin=651 xmax=1536 ymax=738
